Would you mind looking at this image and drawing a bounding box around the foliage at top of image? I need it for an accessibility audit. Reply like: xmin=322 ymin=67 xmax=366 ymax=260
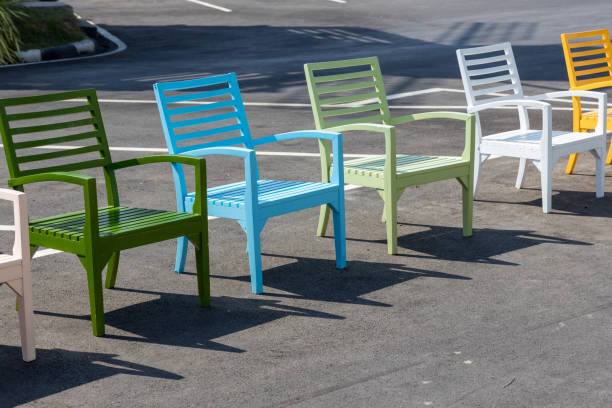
xmin=0 ymin=0 xmax=24 ymax=64
xmin=0 ymin=0 xmax=86 ymax=65
xmin=15 ymin=5 xmax=85 ymax=51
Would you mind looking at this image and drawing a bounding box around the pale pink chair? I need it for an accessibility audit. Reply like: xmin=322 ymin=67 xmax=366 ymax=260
xmin=0 ymin=188 xmax=35 ymax=361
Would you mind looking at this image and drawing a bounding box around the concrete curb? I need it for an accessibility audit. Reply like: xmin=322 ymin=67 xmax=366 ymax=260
xmin=1 ymin=14 xmax=126 ymax=68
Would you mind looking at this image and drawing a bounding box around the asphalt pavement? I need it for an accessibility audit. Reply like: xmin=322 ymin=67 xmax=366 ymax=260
xmin=2 ymin=1 xmax=612 ymax=407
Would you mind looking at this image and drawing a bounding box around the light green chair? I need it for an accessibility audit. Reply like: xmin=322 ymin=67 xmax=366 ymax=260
xmin=304 ymin=56 xmax=475 ymax=254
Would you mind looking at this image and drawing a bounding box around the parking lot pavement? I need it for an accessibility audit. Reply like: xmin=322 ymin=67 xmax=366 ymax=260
xmin=2 ymin=0 xmax=612 ymax=406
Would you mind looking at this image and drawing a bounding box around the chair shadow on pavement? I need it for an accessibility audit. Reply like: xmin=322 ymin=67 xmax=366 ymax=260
xmin=35 ymin=294 xmax=342 ymax=352
xmin=0 ymin=345 xmax=182 ymax=407
xmin=212 ymin=256 xmax=470 ymax=306
xmin=476 ymin=189 xmax=612 ymax=217
xmin=346 ymin=224 xmax=590 ymax=266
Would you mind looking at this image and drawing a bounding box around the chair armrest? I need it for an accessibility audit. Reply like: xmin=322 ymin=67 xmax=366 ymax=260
xmin=8 ymin=172 xmax=99 ymax=239
xmin=110 ymin=154 xmax=208 ymax=216
xmin=391 ymin=112 xmax=476 ymax=162
xmin=0 ymin=188 xmax=28 ymax=259
xmin=391 ymin=111 xmax=474 ymax=124
xmin=252 ymin=130 xmax=344 ymax=186
xmin=322 ymin=124 xmax=396 ymax=178
xmin=529 ymin=91 xmax=608 ymax=134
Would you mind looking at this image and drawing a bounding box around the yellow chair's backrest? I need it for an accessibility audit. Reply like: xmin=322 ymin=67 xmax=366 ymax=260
xmin=561 ymin=29 xmax=612 ymax=91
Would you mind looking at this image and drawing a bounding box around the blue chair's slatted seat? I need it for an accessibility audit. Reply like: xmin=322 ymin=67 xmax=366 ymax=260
xmin=154 ymin=73 xmax=346 ymax=294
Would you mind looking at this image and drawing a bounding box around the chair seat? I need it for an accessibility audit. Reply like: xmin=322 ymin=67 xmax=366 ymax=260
xmin=481 ymin=129 xmax=601 ymax=157
xmin=30 ymin=206 xmax=196 ymax=242
xmin=344 ymin=154 xmax=466 ymax=178
xmin=186 ymin=180 xmax=338 ymax=209
xmin=582 ymin=108 xmax=612 ymax=119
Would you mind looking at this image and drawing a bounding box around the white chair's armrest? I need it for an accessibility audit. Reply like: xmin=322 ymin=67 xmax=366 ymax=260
xmin=0 ymin=188 xmax=29 ymax=259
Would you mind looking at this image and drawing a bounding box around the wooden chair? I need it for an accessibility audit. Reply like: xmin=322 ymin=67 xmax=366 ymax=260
xmin=0 ymin=90 xmax=209 ymax=337
xmin=154 ymin=73 xmax=346 ymax=294
xmin=0 ymin=188 xmax=35 ymax=361
xmin=456 ymin=42 xmax=607 ymax=213
xmin=304 ymin=56 xmax=475 ymax=255
xmin=561 ymin=29 xmax=612 ymax=174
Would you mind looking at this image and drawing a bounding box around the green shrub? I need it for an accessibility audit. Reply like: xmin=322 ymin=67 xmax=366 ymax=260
xmin=0 ymin=0 xmax=23 ymax=64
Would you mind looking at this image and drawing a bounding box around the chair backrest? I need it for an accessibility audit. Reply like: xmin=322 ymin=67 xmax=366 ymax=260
xmin=561 ymin=29 xmax=612 ymax=91
xmin=154 ymin=73 xmax=254 ymax=154
xmin=456 ymin=42 xmax=524 ymax=108
xmin=304 ymin=56 xmax=391 ymax=130
xmin=0 ymin=89 xmax=115 ymax=179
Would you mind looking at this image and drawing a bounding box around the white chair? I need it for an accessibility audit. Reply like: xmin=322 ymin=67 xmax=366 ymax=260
xmin=0 ymin=188 xmax=35 ymax=361
xmin=456 ymin=42 xmax=607 ymax=213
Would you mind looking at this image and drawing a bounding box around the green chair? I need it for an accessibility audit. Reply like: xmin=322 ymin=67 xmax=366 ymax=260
xmin=304 ymin=57 xmax=476 ymax=254
xmin=0 ymin=89 xmax=209 ymax=336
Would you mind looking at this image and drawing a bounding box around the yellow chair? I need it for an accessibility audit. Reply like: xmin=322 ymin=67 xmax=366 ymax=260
xmin=562 ymin=29 xmax=612 ymax=174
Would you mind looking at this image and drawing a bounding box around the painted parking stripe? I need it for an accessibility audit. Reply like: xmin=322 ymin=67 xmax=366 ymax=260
xmin=185 ymin=0 xmax=231 ymax=12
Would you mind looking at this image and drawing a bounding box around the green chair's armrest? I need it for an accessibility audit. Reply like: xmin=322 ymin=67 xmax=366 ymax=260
xmin=390 ymin=111 xmax=474 ymax=125
xmin=109 ymin=154 xmax=206 ymax=170
xmin=8 ymin=171 xmax=95 ymax=188
xmin=8 ymin=172 xmax=100 ymax=238
xmin=109 ymin=154 xmax=208 ymax=216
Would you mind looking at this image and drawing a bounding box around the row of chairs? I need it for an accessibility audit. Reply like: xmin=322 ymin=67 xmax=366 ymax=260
xmin=3 ymin=29 xmax=610 ymax=361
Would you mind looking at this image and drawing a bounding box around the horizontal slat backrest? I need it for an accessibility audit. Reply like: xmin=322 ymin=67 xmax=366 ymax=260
xmin=304 ymin=57 xmax=391 ymax=130
xmin=561 ymin=29 xmax=612 ymax=90
xmin=456 ymin=42 xmax=524 ymax=107
xmin=154 ymin=73 xmax=253 ymax=154
xmin=0 ymin=89 xmax=114 ymax=178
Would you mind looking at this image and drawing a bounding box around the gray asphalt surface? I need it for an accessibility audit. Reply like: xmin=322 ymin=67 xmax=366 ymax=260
xmin=2 ymin=1 xmax=612 ymax=407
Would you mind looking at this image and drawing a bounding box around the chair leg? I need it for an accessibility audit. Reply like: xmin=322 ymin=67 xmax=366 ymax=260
xmin=246 ymin=220 xmax=264 ymax=294
xmin=595 ymin=148 xmax=605 ymax=198
xmin=383 ymin=189 xmax=398 ymax=255
xmin=104 ymin=251 xmax=120 ymax=289
xmin=317 ymin=204 xmax=331 ymax=237
xmin=461 ymin=177 xmax=473 ymax=238
xmin=473 ymin=153 xmax=483 ymax=197
xmin=81 ymin=255 xmax=106 ymax=337
xmin=174 ymin=236 xmax=189 ymax=273
xmin=515 ymin=158 xmax=527 ymax=189
xmin=17 ymin=274 xmax=35 ymax=362
xmin=565 ymin=153 xmax=578 ymax=174
xmin=331 ymin=204 xmax=346 ymax=269
xmin=192 ymin=232 xmax=210 ymax=307
xmin=541 ymin=162 xmax=553 ymax=213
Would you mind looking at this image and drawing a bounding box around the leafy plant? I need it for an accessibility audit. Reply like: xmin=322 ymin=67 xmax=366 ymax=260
xmin=0 ymin=0 xmax=24 ymax=64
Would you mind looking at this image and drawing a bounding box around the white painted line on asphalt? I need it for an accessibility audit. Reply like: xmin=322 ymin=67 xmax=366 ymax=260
xmin=79 ymin=97 xmax=585 ymax=111
xmin=0 ymin=144 xmax=378 ymax=159
xmin=33 ymin=248 xmax=63 ymax=259
xmin=185 ymin=0 xmax=232 ymax=12
xmin=327 ymin=0 xmax=347 ymax=3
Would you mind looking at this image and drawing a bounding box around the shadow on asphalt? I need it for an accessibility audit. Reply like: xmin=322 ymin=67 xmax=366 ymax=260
xmin=345 ymin=225 xmax=590 ymax=265
xmin=0 ymin=345 xmax=182 ymax=407
xmin=213 ymin=255 xmax=470 ymax=306
xmin=1 ymin=24 xmax=567 ymax=93
xmin=34 ymin=294 xmax=342 ymax=352
xmin=476 ymin=189 xmax=612 ymax=216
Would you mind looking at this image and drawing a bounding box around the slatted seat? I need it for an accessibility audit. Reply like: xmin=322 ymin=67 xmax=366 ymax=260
xmin=200 ymin=180 xmax=338 ymax=209
xmin=30 ymin=207 xmax=197 ymax=240
xmin=304 ymin=57 xmax=475 ymax=254
xmin=560 ymin=29 xmax=612 ymax=173
xmin=457 ymin=42 xmax=607 ymax=213
xmin=0 ymin=89 xmax=210 ymax=336
xmin=155 ymin=73 xmax=346 ymax=294
xmin=345 ymin=155 xmax=466 ymax=177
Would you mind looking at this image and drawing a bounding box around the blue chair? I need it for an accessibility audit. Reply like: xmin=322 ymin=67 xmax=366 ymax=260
xmin=154 ymin=73 xmax=346 ymax=294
